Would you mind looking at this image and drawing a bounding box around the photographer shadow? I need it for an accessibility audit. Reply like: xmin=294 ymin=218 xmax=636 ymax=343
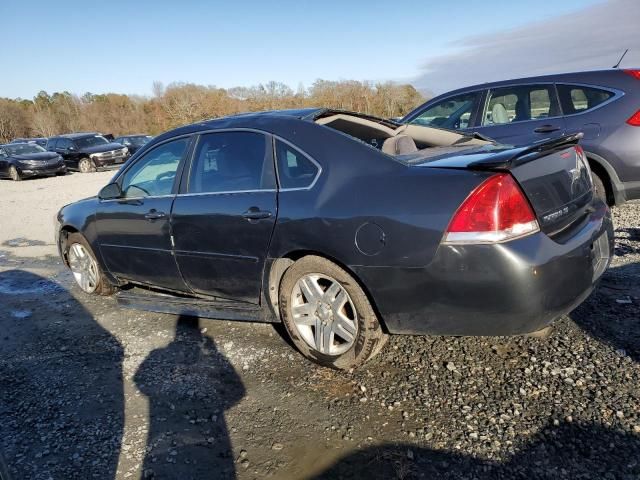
xmin=134 ymin=315 xmax=245 ymax=479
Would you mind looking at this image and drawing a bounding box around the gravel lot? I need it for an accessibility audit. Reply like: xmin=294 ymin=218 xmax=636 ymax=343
xmin=0 ymin=173 xmax=638 ymax=479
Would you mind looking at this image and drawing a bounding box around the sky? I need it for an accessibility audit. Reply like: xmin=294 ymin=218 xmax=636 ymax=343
xmin=0 ymin=0 xmax=637 ymax=99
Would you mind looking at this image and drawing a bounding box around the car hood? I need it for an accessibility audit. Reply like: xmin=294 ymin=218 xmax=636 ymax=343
xmin=11 ymin=152 xmax=61 ymax=161
xmin=81 ymin=143 xmax=126 ymax=154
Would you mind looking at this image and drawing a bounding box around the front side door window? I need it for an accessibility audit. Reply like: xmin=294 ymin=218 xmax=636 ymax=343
xmin=409 ymin=92 xmax=481 ymax=130
xmin=120 ymin=138 xmax=188 ymax=198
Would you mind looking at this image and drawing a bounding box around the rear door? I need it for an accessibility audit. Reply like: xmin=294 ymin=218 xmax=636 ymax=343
xmin=171 ymin=130 xmax=277 ymax=304
xmin=472 ymin=84 xmax=566 ymax=145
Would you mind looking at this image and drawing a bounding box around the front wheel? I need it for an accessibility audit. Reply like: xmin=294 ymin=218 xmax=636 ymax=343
xmin=65 ymin=233 xmax=115 ymax=296
xmin=9 ymin=166 xmax=21 ymax=181
xmin=279 ymin=255 xmax=388 ymax=369
xmin=78 ymin=158 xmax=96 ymax=173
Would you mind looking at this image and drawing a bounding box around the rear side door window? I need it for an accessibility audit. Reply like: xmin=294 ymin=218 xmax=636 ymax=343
xmin=187 ymin=131 xmax=274 ymax=194
xmin=275 ymin=140 xmax=320 ymax=189
xmin=483 ymin=85 xmax=559 ymax=126
xmin=557 ymin=84 xmax=614 ymax=115
xmin=409 ymin=92 xmax=480 ymax=130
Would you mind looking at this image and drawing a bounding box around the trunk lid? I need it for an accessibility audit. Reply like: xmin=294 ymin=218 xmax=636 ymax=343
xmin=410 ymin=134 xmax=594 ymax=235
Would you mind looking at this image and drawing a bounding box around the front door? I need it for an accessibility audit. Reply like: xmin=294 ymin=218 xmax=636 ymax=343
xmin=171 ymin=131 xmax=277 ymax=304
xmin=472 ymin=84 xmax=566 ymax=146
xmin=95 ymin=137 xmax=191 ymax=291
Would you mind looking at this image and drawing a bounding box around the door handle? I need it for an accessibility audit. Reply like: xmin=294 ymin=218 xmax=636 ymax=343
xmin=242 ymin=208 xmax=272 ymax=220
xmin=534 ymin=125 xmax=561 ymax=134
xmin=144 ymin=210 xmax=166 ymax=220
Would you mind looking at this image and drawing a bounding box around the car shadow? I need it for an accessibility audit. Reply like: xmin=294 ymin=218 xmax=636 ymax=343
xmin=0 ymin=269 xmax=124 ymax=479
xmin=570 ymin=262 xmax=640 ymax=363
xmin=311 ymin=421 xmax=640 ymax=479
xmin=134 ymin=315 xmax=245 ymax=479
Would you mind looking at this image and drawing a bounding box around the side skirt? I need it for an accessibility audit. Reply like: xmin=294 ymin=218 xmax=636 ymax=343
xmin=116 ymin=288 xmax=277 ymax=323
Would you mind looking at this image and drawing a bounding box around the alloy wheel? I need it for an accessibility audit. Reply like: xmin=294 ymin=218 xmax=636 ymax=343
xmin=9 ymin=166 xmax=20 ymax=181
xmin=290 ymin=273 xmax=358 ymax=355
xmin=79 ymin=158 xmax=92 ymax=173
xmin=68 ymin=243 xmax=99 ymax=293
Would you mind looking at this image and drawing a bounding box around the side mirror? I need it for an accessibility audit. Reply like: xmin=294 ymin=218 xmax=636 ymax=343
xmin=68 ymin=146 xmax=76 ymax=151
xmin=98 ymin=182 xmax=122 ymax=200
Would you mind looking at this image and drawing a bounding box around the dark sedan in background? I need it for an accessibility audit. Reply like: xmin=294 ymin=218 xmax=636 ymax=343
xmin=0 ymin=143 xmax=66 ymax=180
xmin=46 ymin=133 xmax=129 ymax=173
xmin=55 ymin=109 xmax=613 ymax=369
xmin=402 ymin=68 xmax=640 ymax=205
xmin=10 ymin=137 xmax=48 ymax=147
xmin=113 ymin=134 xmax=153 ymax=155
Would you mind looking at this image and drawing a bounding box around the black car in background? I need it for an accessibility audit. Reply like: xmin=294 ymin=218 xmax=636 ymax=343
xmin=55 ymin=109 xmax=613 ymax=369
xmin=46 ymin=133 xmax=129 ymax=173
xmin=402 ymin=68 xmax=640 ymax=205
xmin=10 ymin=137 xmax=48 ymax=148
xmin=113 ymin=135 xmax=153 ymax=155
xmin=0 ymin=143 xmax=66 ymax=181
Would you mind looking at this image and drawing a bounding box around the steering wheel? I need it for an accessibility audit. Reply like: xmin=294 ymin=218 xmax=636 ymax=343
xmin=156 ymin=171 xmax=175 ymax=181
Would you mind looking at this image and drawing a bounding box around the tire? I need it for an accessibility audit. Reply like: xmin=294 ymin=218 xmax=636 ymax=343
xmin=279 ymin=255 xmax=388 ymax=369
xmin=65 ymin=232 xmax=115 ymax=296
xmin=78 ymin=157 xmax=96 ymax=173
xmin=592 ymin=171 xmax=608 ymax=204
xmin=9 ymin=166 xmax=21 ymax=181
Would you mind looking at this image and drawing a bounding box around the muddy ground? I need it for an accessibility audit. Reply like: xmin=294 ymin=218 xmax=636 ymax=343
xmin=0 ymin=172 xmax=639 ymax=479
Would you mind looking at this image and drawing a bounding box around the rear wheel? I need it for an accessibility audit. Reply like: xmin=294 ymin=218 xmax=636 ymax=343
xmin=591 ymin=172 xmax=607 ymax=204
xmin=78 ymin=157 xmax=96 ymax=173
xmin=65 ymin=233 xmax=115 ymax=296
xmin=9 ymin=166 xmax=21 ymax=181
xmin=279 ymin=255 xmax=388 ymax=369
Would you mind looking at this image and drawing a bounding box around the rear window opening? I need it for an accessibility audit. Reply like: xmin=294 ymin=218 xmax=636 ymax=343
xmin=314 ymin=111 xmax=492 ymax=159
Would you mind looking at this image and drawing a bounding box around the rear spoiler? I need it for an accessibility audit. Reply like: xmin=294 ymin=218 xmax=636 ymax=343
xmin=466 ymin=133 xmax=584 ymax=171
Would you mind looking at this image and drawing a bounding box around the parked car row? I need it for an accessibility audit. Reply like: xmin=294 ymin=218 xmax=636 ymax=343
xmin=3 ymin=132 xmax=153 ymax=180
xmin=401 ymin=68 xmax=640 ymax=206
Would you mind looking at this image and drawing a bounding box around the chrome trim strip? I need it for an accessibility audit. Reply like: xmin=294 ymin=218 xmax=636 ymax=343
xmin=173 ymin=249 xmax=259 ymax=263
xmin=100 ymin=243 xmax=172 ymax=253
xmin=176 ymin=189 xmax=277 ymax=198
xmin=100 ymin=194 xmax=175 ymax=203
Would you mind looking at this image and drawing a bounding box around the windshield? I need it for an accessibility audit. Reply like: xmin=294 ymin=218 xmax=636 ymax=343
xmin=5 ymin=144 xmax=46 ymax=155
xmin=129 ymin=136 xmax=152 ymax=146
xmin=74 ymin=135 xmax=109 ymax=149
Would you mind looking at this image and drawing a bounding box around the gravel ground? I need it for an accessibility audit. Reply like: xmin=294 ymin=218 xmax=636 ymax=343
xmin=0 ymin=173 xmax=638 ymax=479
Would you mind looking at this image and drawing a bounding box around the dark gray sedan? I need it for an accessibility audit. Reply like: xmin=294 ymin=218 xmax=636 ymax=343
xmin=0 ymin=143 xmax=66 ymax=180
xmin=55 ymin=109 xmax=614 ymax=369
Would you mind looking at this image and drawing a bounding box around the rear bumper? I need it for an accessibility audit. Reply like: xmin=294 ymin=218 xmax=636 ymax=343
xmin=354 ymin=203 xmax=614 ymax=336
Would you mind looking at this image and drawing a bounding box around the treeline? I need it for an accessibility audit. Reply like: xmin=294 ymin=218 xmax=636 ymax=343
xmin=0 ymin=80 xmax=425 ymax=143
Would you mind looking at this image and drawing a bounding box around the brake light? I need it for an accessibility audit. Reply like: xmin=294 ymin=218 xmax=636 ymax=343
xmin=627 ymin=109 xmax=640 ymax=126
xmin=444 ymin=173 xmax=539 ymax=244
xmin=623 ymin=69 xmax=640 ymax=80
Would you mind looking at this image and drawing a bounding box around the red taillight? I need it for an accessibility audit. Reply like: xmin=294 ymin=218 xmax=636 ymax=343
xmin=444 ymin=173 xmax=539 ymax=244
xmin=623 ymin=69 xmax=640 ymax=81
xmin=627 ymin=109 xmax=640 ymax=126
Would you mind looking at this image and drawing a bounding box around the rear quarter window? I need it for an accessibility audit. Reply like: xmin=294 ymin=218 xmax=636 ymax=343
xmin=557 ymin=84 xmax=614 ymax=115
